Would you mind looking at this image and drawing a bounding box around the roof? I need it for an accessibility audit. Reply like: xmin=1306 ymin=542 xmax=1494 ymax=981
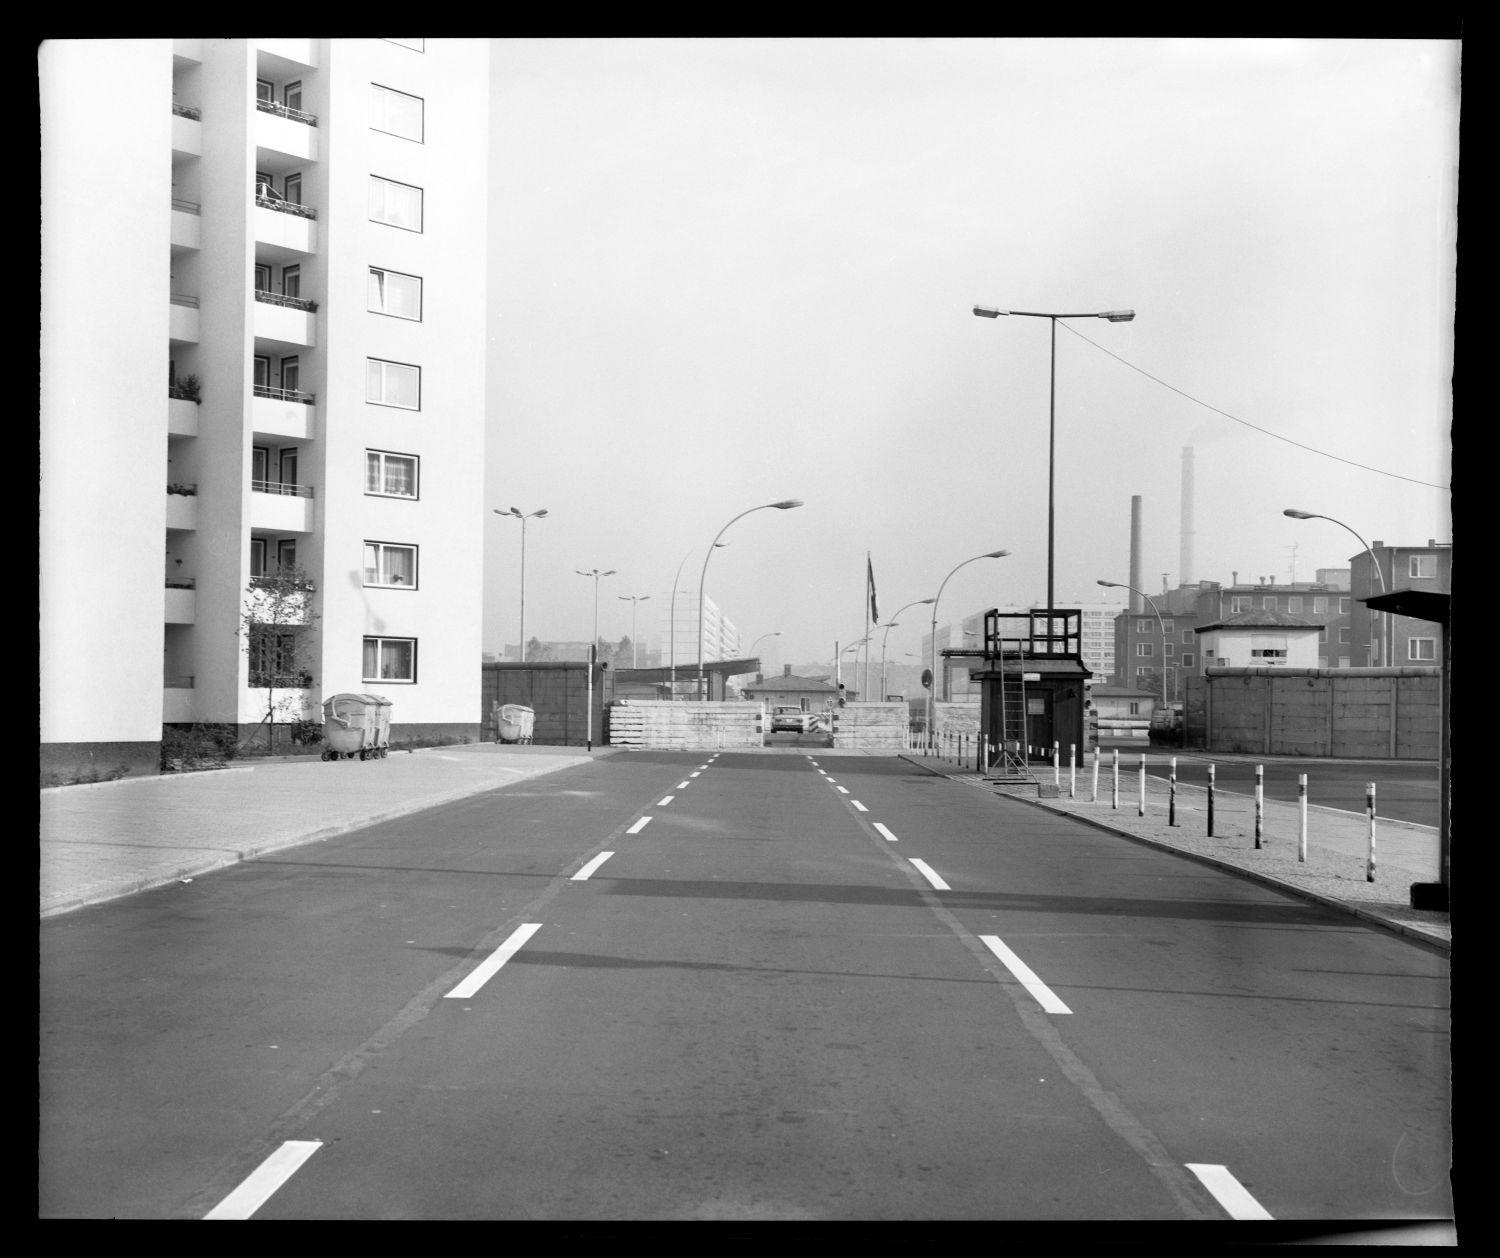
xmin=741 ymin=673 xmax=840 ymax=695
xmin=1090 ymin=684 xmax=1159 ymax=698
xmin=1194 ymin=609 xmax=1322 ymax=634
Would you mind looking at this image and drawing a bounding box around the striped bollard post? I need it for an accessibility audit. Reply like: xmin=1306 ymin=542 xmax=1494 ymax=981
xmin=1366 ymin=782 xmax=1377 ymax=882
xmin=1111 ymin=749 xmax=1119 ymax=810
xmin=1298 ymin=774 xmax=1308 ymax=862
xmin=1069 ymin=744 xmax=1077 ymax=798
xmin=1137 ymin=753 xmax=1146 ymax=816
xmin=1053 ymin=742 xmax=1060 ymax=787
xmin=1092 ymin=747 xmax=1100 ymax=803
xmin=1168 ymin=756 xmax=1177 ymax=826
xmin=1207 ymin=763 xmax=1216 ymax=837
xmin=1254 ymin=765 xmax=1264 ymax=849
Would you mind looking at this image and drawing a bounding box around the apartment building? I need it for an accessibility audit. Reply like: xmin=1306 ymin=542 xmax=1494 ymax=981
xmin=40 ymin=38 xmax=490 ymax=775
xmin=1350 ymin=540 xmax=1452 ymax=668
xmin=652 ymin=588 xmax=741 ymax=676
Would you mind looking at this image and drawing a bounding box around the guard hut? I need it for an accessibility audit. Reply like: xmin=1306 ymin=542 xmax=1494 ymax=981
xmin=964 ymin=608 xmax=1092 ymax=782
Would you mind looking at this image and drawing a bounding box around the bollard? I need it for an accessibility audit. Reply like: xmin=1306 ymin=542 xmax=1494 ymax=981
xmin=1053 ymin=742 xmax=1061 ymax=786
xmin=1111 ymin=748 xmax=1119 ymax=810
xmin=1069 ymin=744 xmax=1077 ymax=798
xmin=1298 ymin=774 xmax=1308 ymax=862
xmin=1169 ymin=756 xmax=1177 ymax=826
xmin=1092 ymin=747 xmax=1100 ymax=803
xmin=1207 ymin=763 xmax=1215 ymax=837
xmin=1254 ymin=764 xmax=1264 ymax=849
xmin=1138 ymin=754 xmax=1146 ymax=817
xmin=1366 ymin=782 xmax=1377 ymax=882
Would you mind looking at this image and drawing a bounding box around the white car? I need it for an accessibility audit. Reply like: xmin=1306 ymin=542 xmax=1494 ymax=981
xmin=771 ymin=706 xmax=814 ymax=733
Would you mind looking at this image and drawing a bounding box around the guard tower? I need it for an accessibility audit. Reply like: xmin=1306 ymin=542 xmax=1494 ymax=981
xmin=969 ymin=609 xmax=1092 ymax=781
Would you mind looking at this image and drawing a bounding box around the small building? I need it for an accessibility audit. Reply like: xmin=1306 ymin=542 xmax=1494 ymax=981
xmin=1195 ymin=609 xmax=1322 ymax=670
xmin=741 ymin=665 xmax=842 ymax=715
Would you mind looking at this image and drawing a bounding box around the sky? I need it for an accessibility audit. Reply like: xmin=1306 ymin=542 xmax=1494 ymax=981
xmin=482 ymin=37 xmax=1458 ymax=675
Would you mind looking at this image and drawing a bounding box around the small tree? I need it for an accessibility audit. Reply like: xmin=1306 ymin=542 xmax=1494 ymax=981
xmin=241 ymin=565 xmax=320 ymax=753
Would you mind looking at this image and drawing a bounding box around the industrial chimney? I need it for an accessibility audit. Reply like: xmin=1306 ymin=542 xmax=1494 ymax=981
xmin=1179 ymin=446 xmax=1195 ymax=587
xmin=1129 ymin=495 xmax=1143 ymax=613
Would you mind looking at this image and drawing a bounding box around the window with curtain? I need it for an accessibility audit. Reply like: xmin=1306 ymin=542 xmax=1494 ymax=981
xmin=368 ymin=267 xmax=422 ymax=320
xmin=363 ymin=636 xmax=416 ymax=682
xmin=369 ymin=175 xmax=422 ymax=231
xmin=363 ymin=541 xmax=417 ymax=587
xmin=366 ymin=450 xmax=418 ymax=498
xmin=366 ymin=358 xmax=420 ymax=409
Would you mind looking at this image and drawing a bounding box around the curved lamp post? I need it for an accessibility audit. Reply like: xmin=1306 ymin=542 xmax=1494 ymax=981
xmin=697 ymin=500 xmax=803 ymax=700
xmin=617 ymin=594 xmax=651 ymax=668
xmin=1098 ymin=578 xmax=1170 ymax=705
xmin=927 ymin=551 xmax=1009 ymax=746
xmin=881 ymin=598 xmax=935 ymax=701
xmin=1283 ymin=508 xmax=1388 ymax=665
xmin=576 ymin=567 xmax=615 ymax=752
xmin=495 ymin=507 xmax=547 ymax=661
xmin=669 ymin=545 xmax=723 ymax=700
xmin=974 ymin=304 xmax=1133 ymax=614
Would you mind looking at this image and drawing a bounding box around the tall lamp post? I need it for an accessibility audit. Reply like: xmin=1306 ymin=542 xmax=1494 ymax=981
xmin=1283 ymin=508 xmax=1388 ymax=665
xmin=1098 ymin=579 xmax=1170 ymax=705
xmin=928 ymin=551 xmax=1009 ymax=748
xmin=697 ymin=500 xmax=803 ymax=700
xmin=973 ymin=304 xmax=1134 ymax=615
xmin=576 ymin=567 xmax=615 ymax=752
xmin=882 ymin=598 xmax=936 ymax=701
xmin=494 ymin=507 xmax=547 ymax=661
xmin=617 ymin=594 xmax=650 ymax=668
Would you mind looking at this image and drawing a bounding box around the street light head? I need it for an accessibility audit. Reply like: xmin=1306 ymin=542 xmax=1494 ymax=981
xmin=985 ymin=550 xmax=1010 ymax=559
xmin=1097 ymin=579 xmax=1121 ymax=589
xmin=973 ymin=305 xmax=1006 ymax=318
xmin=534 ymin=509 xmax=549 ymax=518
xmin=1283 ymin=509 xmax=1318 ymax=520
xmin=1100 ymin=310 xmax=1136 ymax=322
xmin=771 ymin=499 xmax=804 ymax=510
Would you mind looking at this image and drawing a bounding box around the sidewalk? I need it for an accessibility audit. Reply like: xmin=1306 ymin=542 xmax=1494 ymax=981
xmin=900 ymin=753 xmax=1450 ymax=954
xmin=40 ymin=743 xmax=601 ymax=918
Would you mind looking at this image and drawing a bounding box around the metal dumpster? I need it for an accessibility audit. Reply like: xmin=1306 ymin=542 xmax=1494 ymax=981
xmin=494 ymin=702 xmax=535 ymax=744
xmin=321 ymin=693 xmax=393 ymax=761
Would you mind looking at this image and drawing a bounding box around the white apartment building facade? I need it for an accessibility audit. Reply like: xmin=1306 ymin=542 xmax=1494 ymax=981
xmin=652 ymin=588 xmax=742 ymax=674
xmin=40 ymin=38 xmax=490 ymax=775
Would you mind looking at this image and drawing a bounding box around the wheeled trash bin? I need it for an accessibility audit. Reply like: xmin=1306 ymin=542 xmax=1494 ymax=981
xmin=494 ymin=702 xmax=535 ymax=744
xmin=321 ymin=693 xmax=393 ymax=761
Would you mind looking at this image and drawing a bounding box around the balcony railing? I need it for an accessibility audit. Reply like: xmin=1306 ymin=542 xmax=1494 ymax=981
xmin=172 ymin=197 xmax=201 ymax=215
xmin=254 ymin=289 xmax=318 ymax=313
xmin=165 ymin=577 xmax=197 ymax=590
xmin=168 ymin=382 xmax=202 ymax=403
xmin=255 ymin=191 xmax=317 ymax=220
xmin=253 ymin=384 xmax=316 ymax=405
xmin=252 ymin=479 xmax=314 ymax=498
xmin=249 ymin=671 xmax=314 ymax=689
xmin=250 ymin=575 xmax=316 ymax=592
xmin=256 ymin=98 xmax=317 ymax=127
xmin=172 ymin=103 xmax=202 ymax=120
xmin=167 ymin=482 xmax=198 ymax=496
xmin=170 ymin=293 xmax=199 ymax=308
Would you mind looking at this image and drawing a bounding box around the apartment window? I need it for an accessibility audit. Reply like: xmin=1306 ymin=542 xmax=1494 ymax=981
xmin=1410 ymin=555 xmax=1437 ymax=579
xmin=1338 ymin=597 xmax=1350 ymax=613
xmin=1408 ymin=638 xmax=1437 ymax=661
xmin=371 ymin=84 xmax=424 ymax=141
xmin=1136 ymin=642 xmax=1154 ymax=657
xmin=1251 ymin=648 xmax=1287 ymax=660
xmin=1182 ymin=628 xmax=1193 ymax=644
xmin=1313 ymin=597 xmax=1328 ymax=614
xmin=364 ymin=541 xmax=417 ymax=587
xmin=254 ymin=264 xmax=272 ymax=292
xmin=363 ymin=636 xmax=416 ymax=682
xmin=368 ymin=267 xmax=423 ymax=320
xmin=1319 ymin=626 xmax=1328 ymax=642
xmin=285 ymin=173 xmax=303 ymax=205
xmin=1287 ymin=597 xmax=1303 ymax=613
xmin=282 ymin=265 xmax=301 ymax=299
xmin=1338 ymin=656 xmax=1351 ymax=669
xmin=280 ymin=357 xmax=300 ymax=393
xmin=1180 ymin=652 xmax=1194 ymax=667
xmin=1128 ymin=702 xmax=1141 ymax=716
xmin=249 ymin=537 xmax=267 ymax=578
xmin=249 ymin=629 xmax=302 ymax=686
xmin=366 ymin=450 xmax=419 ymax=498
xmin=1136 ymin=618 xmax=1153 ymax=633
xmin=1339 ymin=626 xmax=1351 ymax=643
xmin=277 ymin=539 xmax=297 ymax=572
xmin=370 ymin=175 xmax=422 ymax=231
xmin=284 ymin=82 xmax=303 ymax=113
xmin=1262 ymin=596 xmax=1277 ymax=610
xmin=256 ymin=80 xmax=274 ymax=104
xmin=1161 ymin=619 xmax=1174 ymax=633
xmin=1163 ymin=643 xmax=1174 ymax=657
xmin=1231 ymin=597 xmax=1252 ymax=612
xmin=366 ymin=358 xmax=421 ymax=409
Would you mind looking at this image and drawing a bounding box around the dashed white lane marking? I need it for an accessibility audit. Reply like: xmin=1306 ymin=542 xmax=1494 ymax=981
xmin=835 ymin=785 xmax=850 ymax=794
xmin=689 ymin=771 xmax=701 ymax=778
xmin=444 ymin=923 xmax=543 ymax=1000
xmin=658 ymin=795 xmax=675 ymax=806
xmin=676 ymin=780 xmax=691 ymax=789
xmin=873 ymin=822 xmax=899 ymax=842
xmin=851 ymin=800 xmax=868 ymax=812
xmin=627 ymin=817 xmax=652 ymax=834
xmin=1185 ymin=1164 xmax=1275 ymax=1220
xmin=203 ymin=1140 xmax=322 ymax=1219
xmin=697 ymin=764 xmax=710 ymax=770
xmin=908 ymin=859 xmax=950 ymax=891
xmin=979 ymin=934 xmax=1073 ymax=1015
xmin=571 ymin=852 xmax=614 ymax=882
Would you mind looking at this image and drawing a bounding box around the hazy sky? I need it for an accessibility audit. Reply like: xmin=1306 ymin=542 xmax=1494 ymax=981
xmin=483 ymin=37 xmax=1457 ymax=672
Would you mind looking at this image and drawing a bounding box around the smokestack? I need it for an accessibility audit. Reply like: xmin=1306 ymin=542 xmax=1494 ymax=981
xmin=1129 ymin=495 xmax=1143 ymax=613
xmin=1179 ymin=446 xmax=1195 ymax=586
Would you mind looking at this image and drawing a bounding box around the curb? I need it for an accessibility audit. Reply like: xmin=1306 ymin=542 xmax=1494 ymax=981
xmin=897 ymin=755 xmax=1450 ymax=956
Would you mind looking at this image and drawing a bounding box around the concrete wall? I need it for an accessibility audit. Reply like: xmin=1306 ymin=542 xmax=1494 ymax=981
xmin=1182 ymin=667 xmax=1441 ymax=759
xmin=607 ymin=701 xmax=764 ymax=750
xmin=831 ymin=703 xmax=907 ymax=750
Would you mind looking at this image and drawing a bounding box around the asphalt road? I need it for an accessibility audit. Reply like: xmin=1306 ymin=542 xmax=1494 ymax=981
xmin=39 ymin=751 xmax=1451 ymax=1223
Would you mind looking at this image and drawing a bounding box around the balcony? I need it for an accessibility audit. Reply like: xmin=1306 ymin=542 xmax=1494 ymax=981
xmin=254 ymin=196 xmax=317 ymax=256
xmin=250 ymin=482 xmax=315 ymax=533
xmin=169 ymin=293 xmax=200 ymax=344
xmin=252 ymin=386 xmax=316 ymax=441
xmin=165 ymin=578 xmax=196 ymax=625
xmin=171 ymin=108 xmax=201 ymax=158
xmin=255 ymin=103 xmax=318 ymax=162
xmin=171 ymin=198 xmax=201 ymax=251
xmin=168 ymin=390 xmax=200 ymax=437
xmin=253 ymin=290 xmax=315 ymax=347
xmin=166 ymin=483 xmax=198 ymax=530
xmin=246 ymin=581 xmax=314 ymax=625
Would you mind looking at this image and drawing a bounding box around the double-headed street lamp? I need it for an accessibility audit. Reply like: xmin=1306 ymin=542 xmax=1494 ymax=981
xmin=927 ymin=551 xmax=1009 ymax=744
xmin=973 ymin=304 xmax=1134 ymax=615
xmin=1283 ymin=508 xmax=1389 ymax=665
xmin=577 ymin=567 xmax=616 ymax=659
xmin=495 ymin=506 xmax=547 ymax=661
xmin=698 ymin=500 xmax=804 ymax=700
xmin=617 ymin=594 xmax=651 ymax=668
xmin=881 ymin=598 xmax=935 ymax=700
xmin=1098 ymin=578 xmax=1170 ymax=705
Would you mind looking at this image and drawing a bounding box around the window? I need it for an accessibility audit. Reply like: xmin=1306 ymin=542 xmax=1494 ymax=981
xmin=366 ymin=450 xmax=419 ymax=498
xmin=368 ymin=267 xmax=423 ymax=320
xmin=1313 ymin=597 xmax=1328 ymax=614
xmin=1231 ymin=596 xmax=1252 ymax=612
xmin=1262 ymin=596 xmax=1277 ymax=610
xmin=254 ymin=264 xmax=272 ymax=292
xmin=366 ymin=358 xmax=421 ymax=409
xmin=1287 ymin=597 xmax=1302 ymax=613
xmin=1182 ymin=628 xmax=1193 ymax=644
xmin=364 ymin=636 xmax=416 ymax=682
xmin=370 ymin=175 xmax=422 ymax=231
xmin=1136 ymin=618 xmax=1153 ymax=633
xmin=280 ymin=356 xmax=300 ymax=393
xmin=1250 ymin=648 xmax=1287 ymax=660
xmin=1319 ymin=626 xmax=1328 ymax=642
xmin=1136 ymin=642 xmax=1154 ymax=657
xmin=1163 ymin=643 xmax=1174 ymax=657
xmin=1408 ymin=638 xmax=1437 ymax=661
xmin=249 ymin=537 xmax=267 ymax=578
xmin=254 ymin=356 xmax=271 ymax=388
xmin=1339 ymin=626 xmax=1351 ymax=643
xmin=1180 ymin=652 xmax=1194 ymax=667
xmin=249 ymin=629 xmax=304 ymax=687
xmin=282 ymin=265 xmax=300 ymax=298
xmin=1338 ymin=657 xmax=1351 ymax=669
xmin=1161 ymin=619 xmax=1174 ymax=633
xmin=1128 ymin=702 xmax=1141 ymax=715
xmin=284 ymin=173 xmax=302 ymax=205
xmin=256 ymin=80 xmax=274 ymax=104
xmin=1339 ymin=597 xmax=1351 ymax=613
xmin=1410 ymin=555 xmax=1437 ymax=579
xmin=284 ymin=81 xmax=303 ymax=113
xmin=371 ymin=84 xmax=424 ymax=141
xmin=364 ymin=541 xmax=417 ymax=587
xmin=277 ymin=539 xmax=297 ymax=572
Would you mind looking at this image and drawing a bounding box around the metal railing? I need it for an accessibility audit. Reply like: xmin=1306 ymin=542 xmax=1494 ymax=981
xmin=252 ymin=384 xmax=316 ymax=405
xmin=172 ymin=103 xmax=201 ymax=120
xmin=252 ymin=479 xmax=314 ymax=498
xmin=168 ymin=384 xmax=201 ymax=402
xmin=255 ymin=191 xmax=317 ymax=220
xmin=254 ymin=289 xmax=318 ymax=313
xmin=171 ymin=197 xmax=201 ymax=215
xmin=255 ymin=98 xmax=317 ymax=126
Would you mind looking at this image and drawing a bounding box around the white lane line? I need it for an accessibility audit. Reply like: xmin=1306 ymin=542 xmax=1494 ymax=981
xmin=689 ymin=771 xmax=701 ymax=778
xmin=697 ymin=763 xmax=710 ymax=769
xmin=676 ymin=780 xmax=691 ymax=789
xmin=908 ymin=858 xmax=950 ymax=891
xmin=836 ymin=785 xmax=850 ymax=794
xmin=979 ymin=934 xmax=1073 ymax=1015
xmin=204 ymin=1140 xmax=323 ymax=1219
xmin=444 ymin=923 xmax=543 ymax=999
xmin=851 ymin=800 xmax=868 ymax=812
xmin=658 ymin=795 xmax=676 ymax=806
xmin=872 ymin=822 xmax=899 ymax=842
xmin=571 ymin=852 xmax=614 ymax=882
xmin=627 ymin=817 xmax=652 ymax=834
xmin=1185 ymin=1164 xmax=1275 ymax=1220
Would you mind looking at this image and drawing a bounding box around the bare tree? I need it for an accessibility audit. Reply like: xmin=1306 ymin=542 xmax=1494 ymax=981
xmin=240 ymin=565 xmax=320 ymax=753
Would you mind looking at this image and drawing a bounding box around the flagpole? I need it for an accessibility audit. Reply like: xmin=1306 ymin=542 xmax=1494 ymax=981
xmin=863 ymin=553 xmax=871 ymax=704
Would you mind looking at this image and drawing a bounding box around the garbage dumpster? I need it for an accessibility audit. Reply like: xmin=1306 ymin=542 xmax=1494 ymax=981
xmin=494 ymin=702 xmax=535 ymax=745
xmin=321 ymin=693 xmax=393 ymax=761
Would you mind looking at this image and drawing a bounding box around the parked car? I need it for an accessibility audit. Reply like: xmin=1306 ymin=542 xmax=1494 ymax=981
xmin=771 ymin=706 xmax=814 ymax=733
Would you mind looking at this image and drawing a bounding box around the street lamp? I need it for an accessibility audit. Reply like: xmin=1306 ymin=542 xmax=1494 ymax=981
xmin=697 ymin=500 xmax=804 ymax=700
xmin=973 ymin=304 xmax=1134 ymax=615
xmin=746 ymin=631 xmax=782 ymax=661
xmin=669 ymin=545 xmax=724 ymax=700
xmin=617 ymin=594 xmax=651 ymax=668
xmin=928 ymin=551 xmax=1009 ymax=747
xmin=1098 ymin=579 xmax=1170 ymax=705
xmin=576 ymin=568 xmax=617 ymax=659
xmin=881 ymin=598 xmax=936 ymax=700
xmin=494 ymin=507 xmax=547 ymax=661
xmin=1283 ymin=508 xmax=1389 ymax=665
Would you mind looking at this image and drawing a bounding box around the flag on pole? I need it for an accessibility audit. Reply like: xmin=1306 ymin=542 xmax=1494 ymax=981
xmin=867 ymin=554 xmax=879 ymax=624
